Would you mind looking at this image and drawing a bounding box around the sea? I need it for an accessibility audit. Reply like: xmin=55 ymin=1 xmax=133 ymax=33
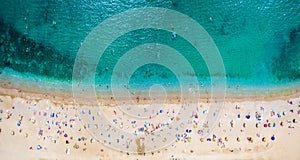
xmin=0 ymin=0 xmax=299 ymax=97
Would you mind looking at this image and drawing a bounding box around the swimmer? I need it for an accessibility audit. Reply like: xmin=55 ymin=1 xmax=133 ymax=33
xmin=156 ymin=52 xmax=160 ymax=59
xmin=172 ymin=31 xmax=177 ymax=39
xmin=52 ymin=20 xmax=57 ymax=29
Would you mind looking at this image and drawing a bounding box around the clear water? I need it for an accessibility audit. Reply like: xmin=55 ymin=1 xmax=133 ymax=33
xmin=0 ymin=0 xmax=300 ymax=93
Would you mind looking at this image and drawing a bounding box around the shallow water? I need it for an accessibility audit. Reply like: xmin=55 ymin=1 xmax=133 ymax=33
xmin=0 ymin=0 xmax=299 ymax=93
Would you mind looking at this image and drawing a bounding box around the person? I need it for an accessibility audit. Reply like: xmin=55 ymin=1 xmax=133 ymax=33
xmin=66 ymin=146 xmax=70 ymax=155
xmin=172 ymin=31 xmax=177 ymax=39
xmin=230 ymin=120 xmax=234 ymax=128
xmin=52 ymin=20 xmax=57 ymax=29
xmin=217 ymin=138 xmax=222 ymax=146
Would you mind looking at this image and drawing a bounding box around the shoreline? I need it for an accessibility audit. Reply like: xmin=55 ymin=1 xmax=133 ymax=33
xmin=1 ymin=82 xmax=300 ymax=106
xmin=1 ymin=68 xmax=300 ymax=106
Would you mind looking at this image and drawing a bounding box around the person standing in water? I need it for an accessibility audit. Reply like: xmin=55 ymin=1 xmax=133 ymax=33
xmin=171 ymin=25 xmax=177 ymax=39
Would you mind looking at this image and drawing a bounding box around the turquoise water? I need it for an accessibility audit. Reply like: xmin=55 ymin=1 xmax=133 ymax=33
xmin=0 ymin=0 xmax=300 ymax=93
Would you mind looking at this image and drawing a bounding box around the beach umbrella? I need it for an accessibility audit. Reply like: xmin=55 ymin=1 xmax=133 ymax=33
xmin=213 ymin=134 xmax=217 ymax=138
xmin=212 ymin=138 xmax=216 ymax=142
xmin=73 ymin=144 xmax=79 ymax=149
xmin=247 ymin=137 xmax=253 ymax=143
xmin=225 ymin=137 xmax=229 ymax=142
xmin=271 ymin=135 xmax=275 ymax=141
xmin=37 ymin=145 xmax=42 ymax=150
xmin=200 ymin=138 xmax=204 ymax=142
xmin=262 ymin=137 xmax=266 ymax=142
xmin=236 ymin=137 xmax=240 ymax=142
xmin=246 ymin=114 xmax=250 ymax=119
xmin=193 ymin=124 xmax=197 ymax=128
xmin=280 ymin=121 xmax=284 ymax=126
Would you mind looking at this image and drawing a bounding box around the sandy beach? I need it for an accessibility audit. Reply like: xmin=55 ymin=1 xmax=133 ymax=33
xmin=0 ymin=0 xmax=299 ymax=159
xmin=0 ymin=82 xmax=299 ymax=160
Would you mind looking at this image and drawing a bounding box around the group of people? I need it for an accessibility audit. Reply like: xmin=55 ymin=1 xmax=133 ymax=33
xmin=0 ymin=97 xmax=299 ymax=155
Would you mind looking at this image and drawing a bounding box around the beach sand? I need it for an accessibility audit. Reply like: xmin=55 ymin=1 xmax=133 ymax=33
xmin=0 ymin=84 xmax=300 ymax=160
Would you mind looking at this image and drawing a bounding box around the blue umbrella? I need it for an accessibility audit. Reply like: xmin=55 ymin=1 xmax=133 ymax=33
xmin=271 ymin=135 xmax=275 ymax=141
